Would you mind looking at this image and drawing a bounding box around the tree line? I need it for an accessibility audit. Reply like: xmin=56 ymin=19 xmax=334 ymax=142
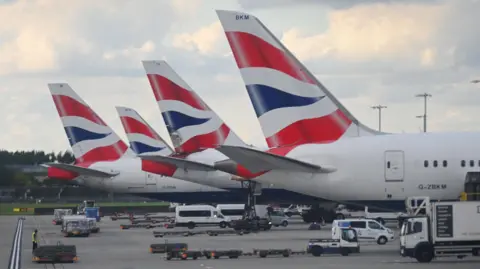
xmin=0 ymin=150 xmax=75 ymax=187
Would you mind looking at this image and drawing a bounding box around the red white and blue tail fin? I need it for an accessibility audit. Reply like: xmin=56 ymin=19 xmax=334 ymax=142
xmin=116 ymin=106 xmax=174 ymax=156
xmin=216 ymin=10 xmax=386 ymax=148
xmin=48 ymin=83 xmax=135 ymax=165
xmin=142 ymin=60 xmax=246 ymax=154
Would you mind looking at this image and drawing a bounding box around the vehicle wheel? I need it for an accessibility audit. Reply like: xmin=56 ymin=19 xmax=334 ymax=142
xmin=311 ymin=246 xmax=323 ymax=257
xmin=376 ymin=217 xmax=385 ymax=225
xmin=473 ymin=248 xmax=480 ymax=256
xmin=281 ymin=220 xmax=288 ymax=227
xmin=340 ymin=248 xmax=349 ymax=256
xmin=335 ymin=213 xmax=345 ymax=220
xmin=282 ymin=250 xmax=290 ymax=257
xmin=377 ymin=236 xmax=388 ymax=245
xmin=229 ymin=256 xmax=238 ymax=259
xmin=259 ymin=251 xmax=267 ymax=258
xmin=219 ymin=221 xmax=227 ymax=228
xmin=415 ymin=245 xmax=433 ymax=263
xmin=187 ymin=222 xmax=195 ymax=229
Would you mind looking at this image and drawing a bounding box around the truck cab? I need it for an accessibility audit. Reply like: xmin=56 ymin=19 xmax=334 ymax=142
xmin=307 ymin=227 xmax=360 ymax=256
xmin=400 ymin=200 xmax=480 ymax=263
xmin=400 ymin=217 xmax=428 ymax=260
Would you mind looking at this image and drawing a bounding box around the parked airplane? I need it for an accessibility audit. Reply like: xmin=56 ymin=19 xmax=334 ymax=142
xmin=116 ymin=106 xmax=173 ymax=156
xmin=214 ymin=10 xmax=480 ymax=210
xmin=115 ymin=105 xmax=241 ymax=191
xmin=43 ymin=83 xmax=243 ymax=204
xmin=118 ymin=83 xmax=320 ymax=204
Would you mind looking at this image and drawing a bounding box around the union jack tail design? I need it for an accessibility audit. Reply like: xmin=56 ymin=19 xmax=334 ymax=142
xmin=116 ymin=106 xmax=173 ymax=156
xmin=142 ymin=60 xmax=246 ymax=154
xmin=216 ymin=10 xmax=385 ymax=148
xmin=48 ymin=83 xmax=135 ymax=165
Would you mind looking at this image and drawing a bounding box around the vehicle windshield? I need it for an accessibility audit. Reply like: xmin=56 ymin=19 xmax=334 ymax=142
xmin=341 ymin=229 xmax=358 ymax=242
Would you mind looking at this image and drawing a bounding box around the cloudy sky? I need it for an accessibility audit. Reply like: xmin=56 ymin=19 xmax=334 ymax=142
xmin=1 ymin=0 xmax=479 ymax=153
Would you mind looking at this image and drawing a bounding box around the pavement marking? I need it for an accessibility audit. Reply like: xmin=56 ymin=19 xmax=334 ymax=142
xmin=8 ymin=217 xmax=24 ymax=269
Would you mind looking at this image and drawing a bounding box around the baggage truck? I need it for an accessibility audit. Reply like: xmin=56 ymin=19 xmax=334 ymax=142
xmin=400 ymin=201 xmax=480 ymax=262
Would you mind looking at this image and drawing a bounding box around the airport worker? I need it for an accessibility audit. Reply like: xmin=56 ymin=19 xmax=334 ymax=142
xmin=32 ymin=229 xmax=38 ymax=252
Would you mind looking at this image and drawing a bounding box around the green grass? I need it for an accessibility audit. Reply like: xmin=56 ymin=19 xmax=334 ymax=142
xmin=0 ymin=201 xmax=169 ymax=215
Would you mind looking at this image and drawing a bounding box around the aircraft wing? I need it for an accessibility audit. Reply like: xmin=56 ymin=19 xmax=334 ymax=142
xmin=215 ymin=145 xmax=336 ymax=174
xmin=138 ymin=155 xmax=216 ymax=171
xmin=42 ymin=163 xmax=119 ymax=178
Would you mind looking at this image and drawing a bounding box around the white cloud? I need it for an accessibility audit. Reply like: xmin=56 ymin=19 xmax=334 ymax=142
xmin=280 ymin=3 xmax=447 ymax=62
xmin=102 ymin=40 xmax=156 ymax=61
xmin=172 ymin=21 xmax=226 ymax=55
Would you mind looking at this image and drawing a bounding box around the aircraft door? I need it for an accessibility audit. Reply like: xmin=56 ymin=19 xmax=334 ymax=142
xmin=384 ymin=150 xmax=404 ymax=182
xmin=145 ymin=173 xmax=157 ymax=192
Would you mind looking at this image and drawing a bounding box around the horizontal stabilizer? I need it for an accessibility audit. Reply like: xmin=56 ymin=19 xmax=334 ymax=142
xmin=42 ymin=163 xmax=119 ymax=178
xmin=138 ymin=155 xmax=216 ymax=171
xmin=216 ymin=145 xmax=336 ymax=174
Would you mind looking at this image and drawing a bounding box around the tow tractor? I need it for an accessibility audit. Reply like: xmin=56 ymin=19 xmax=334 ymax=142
xmin=400 ymin=197 xmax=480 ymax=263
xmin=307 ymin=226 xmax=360 ymax=256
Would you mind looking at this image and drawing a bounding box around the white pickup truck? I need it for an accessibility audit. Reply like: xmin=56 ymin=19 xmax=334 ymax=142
xmin=307 ymin=227 xmax=360 ymax=256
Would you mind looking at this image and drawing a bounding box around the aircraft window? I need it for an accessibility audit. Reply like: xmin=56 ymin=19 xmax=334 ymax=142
xmin=470 ymin=160 xmax=475 ymax=167
xmin=433 ymin=160 xmax=438 ymax=167
xmin=461 ymin=160 xmax=466 ymax=167
xmin=424 ymin=160 xmax=428 ymax=168
xmin=443 ymin=160 xmax=447 ymax=167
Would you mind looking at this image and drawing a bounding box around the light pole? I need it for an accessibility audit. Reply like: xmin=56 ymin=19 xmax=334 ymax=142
xmin=371 ymin=105 xmax=387 ymax=132
xmin=415 ymin=93 xmax=432 ymax=132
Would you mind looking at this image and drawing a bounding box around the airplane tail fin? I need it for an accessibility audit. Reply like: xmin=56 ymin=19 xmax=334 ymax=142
xmin=116 ymin=106 xmax=174 ymax=156
xmin=216 ymin=10 xmax=387 ymax=148
xmin=48 ymin=83 xmax=135 ymax=165
xmin=142 ymin=60 xmax=247 ymax=154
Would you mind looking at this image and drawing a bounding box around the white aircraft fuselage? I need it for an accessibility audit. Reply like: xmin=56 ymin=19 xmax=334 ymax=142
xmin=247 ymin=131 xmax=479 ymax=210
xmin=69 ymin=156 xmax=320 ymax=204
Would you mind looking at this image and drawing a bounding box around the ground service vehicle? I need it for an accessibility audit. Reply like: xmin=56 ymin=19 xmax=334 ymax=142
xmin=32 ymin=242 xmax=78 ymax=263
xmin=333 ymin=219 xmax=394 ymax=245
xmin=85 ymin=207 xmax=101 ymax=222
xmin=77 ymin=200 xmax=97 ymax=215
xmin=86 ymin=217 xmax=100 ymax=233
xmin=62 ymin=216 xmax=90 ymax=237
xmin=400 ymin=200 xmax=480 ymax=263
xmin=335 ymin=205 xmax=408 ymax=225
xmin=216 ymin=204 xmax=245 ymax=221
xmin=269 ymin=210 xmax=289 ymax=227
xmin=175 ymin=205 xmax=231 ymax=229
xmin=284 ymin=204 xmax=311 ymax=217
xmin=52 ymin=209 xmax=72 ymax=225
xmin=307 ymin=227 xmax=360 ymax=256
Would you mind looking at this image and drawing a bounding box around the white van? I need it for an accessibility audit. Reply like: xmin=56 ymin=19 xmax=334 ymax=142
xmin=216 ymin=204 xmax=245 ymax=221
xmin=175 ymin=205 xmax=230 ymax=229
xmin=332 ymin=219 xmax=395 ymax=245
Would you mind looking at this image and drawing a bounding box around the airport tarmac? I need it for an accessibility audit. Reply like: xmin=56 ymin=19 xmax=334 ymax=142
xmin=2 ymin=215 xmax=479 ymax=269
